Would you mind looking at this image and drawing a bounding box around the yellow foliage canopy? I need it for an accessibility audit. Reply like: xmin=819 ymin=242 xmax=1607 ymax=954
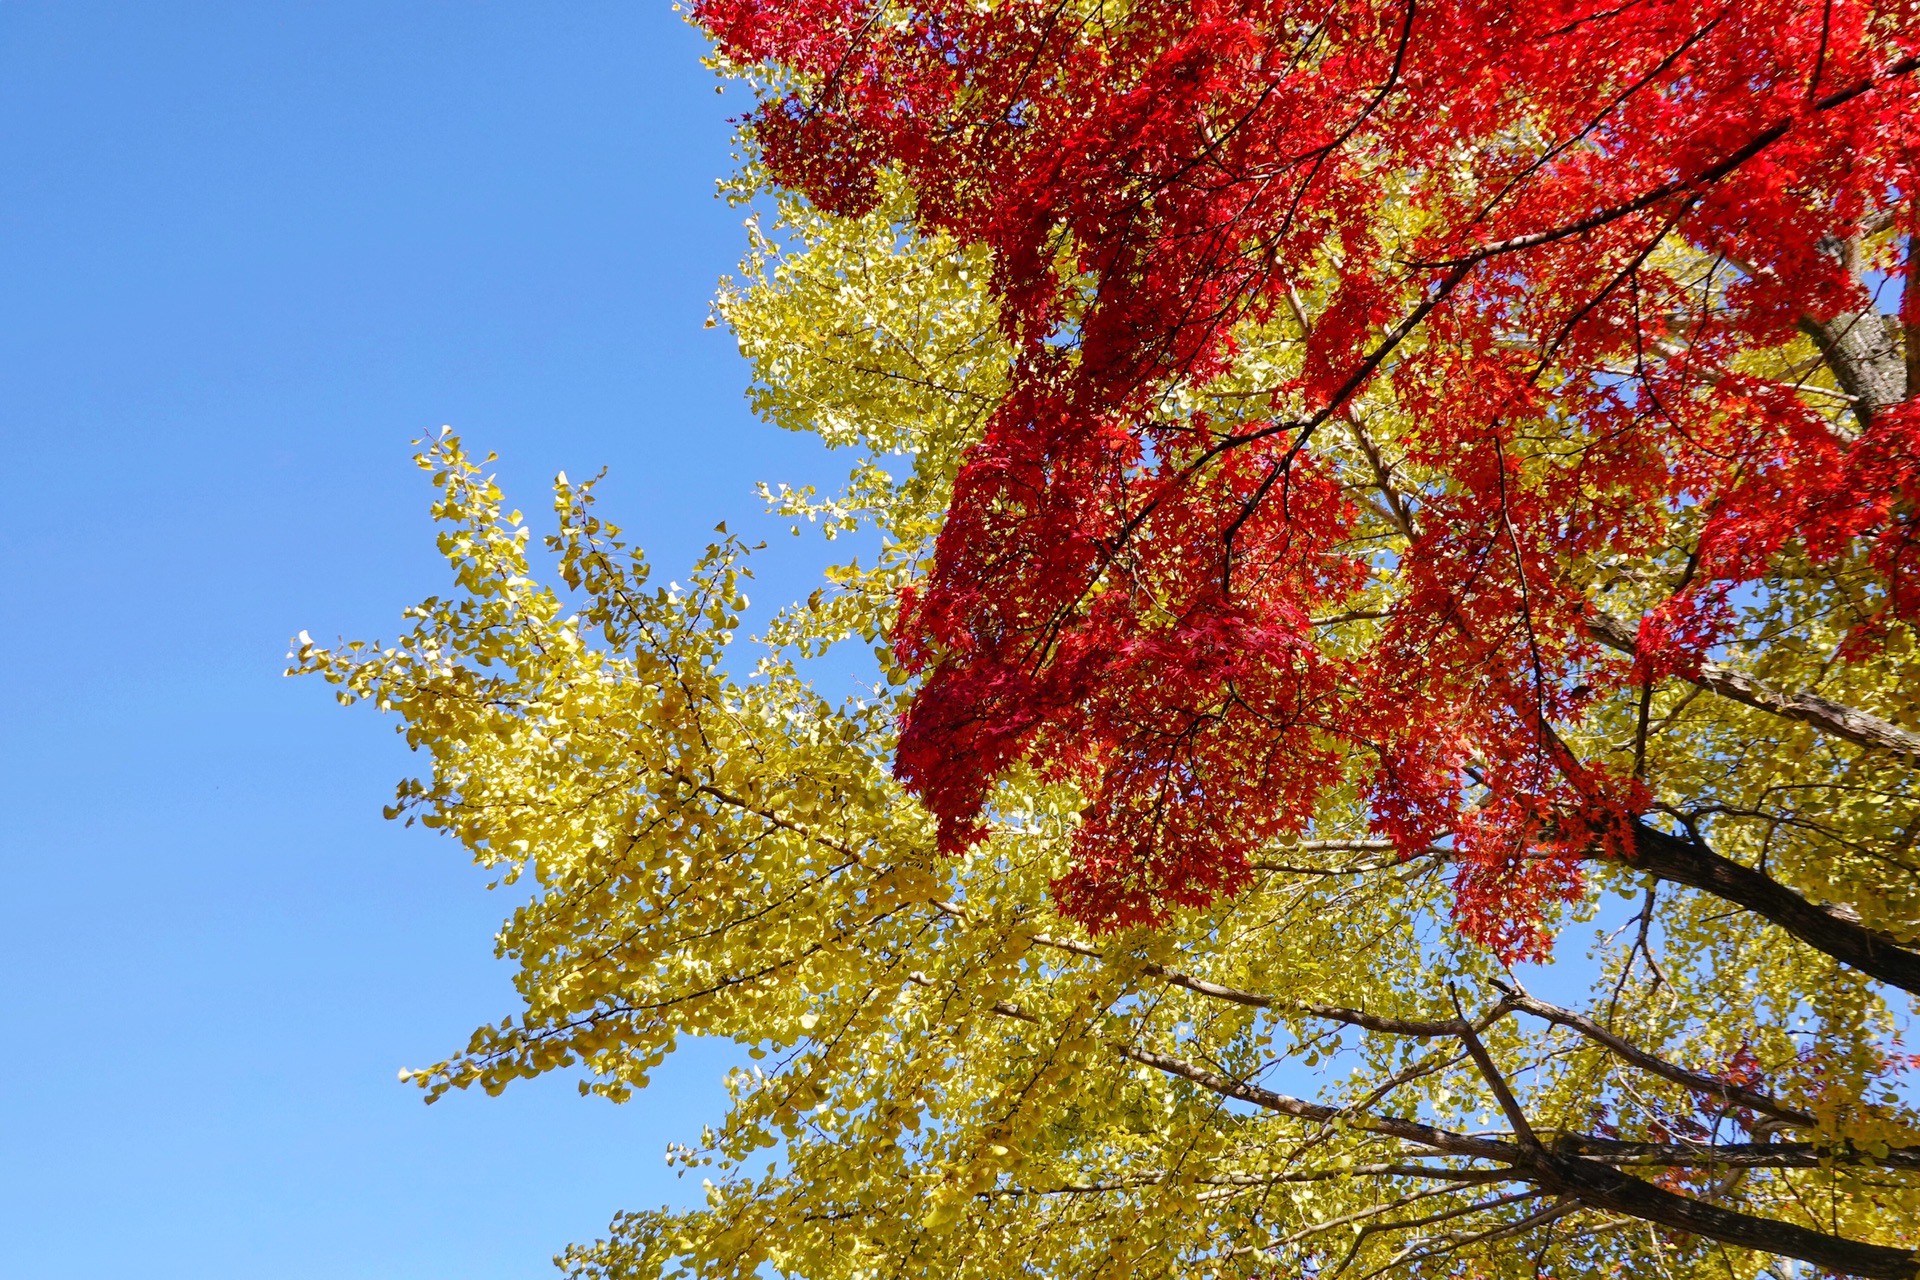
xmin=298 ymin=177 xmax=1920 ymax=1277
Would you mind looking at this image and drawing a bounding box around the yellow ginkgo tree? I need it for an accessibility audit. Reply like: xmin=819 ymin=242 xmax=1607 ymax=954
xmin=298 ymin=139 xmax=1920 ymax=1280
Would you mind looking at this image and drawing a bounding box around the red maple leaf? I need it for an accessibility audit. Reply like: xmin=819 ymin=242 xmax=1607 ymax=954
xmin=697 ymin=0 xmax=1920 ymax=956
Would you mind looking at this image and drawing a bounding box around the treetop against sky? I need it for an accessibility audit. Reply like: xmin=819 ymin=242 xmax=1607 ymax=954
xmin=305 ymin=1 xmax=1920 ymax=1276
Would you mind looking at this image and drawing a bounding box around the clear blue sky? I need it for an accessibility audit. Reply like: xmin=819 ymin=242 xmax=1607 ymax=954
xmin=0 ymin=4 xmax=849 ymax=1276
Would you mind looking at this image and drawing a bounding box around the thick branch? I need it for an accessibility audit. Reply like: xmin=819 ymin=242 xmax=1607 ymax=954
xmin=1528 ymin=1151 xmax=1917 ymax=1277
xmin=1802 ymin=307 xmax=1906 ymax=428
xmin=1451 ymin=991 xmax=1540 ymax=1149
xmin=1554 ymin=1135 xmax=1920 ymax=1171
xmin=1625 ymin=822 xmax=1920 ymax=995
xmin=1587 ymin=609 xmax=1920 ymax=759
xmin=1122 ymin=1042 xmax=1919 ymax=1277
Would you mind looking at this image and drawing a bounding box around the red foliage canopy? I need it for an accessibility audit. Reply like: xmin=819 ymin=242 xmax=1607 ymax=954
xmin=696 ymin=0 xmax=1920 ymax=955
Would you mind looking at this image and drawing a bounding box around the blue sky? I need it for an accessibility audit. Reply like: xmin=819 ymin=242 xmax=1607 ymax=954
xmin=0 ymin=4 xmax=850 ymax=1276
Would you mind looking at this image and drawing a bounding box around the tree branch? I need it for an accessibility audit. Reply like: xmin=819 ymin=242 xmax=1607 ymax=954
xmin=1491 ymin=980 xmax=1815 ymax=1128
xmin=1800 ymin=230 xmax=1907 ymax=426
xmin=1552 ymin=1134 xmax=1920 ymax=1171
xmin=1529 ymin=1150 xmax=1918 ymax=1278
xmin=1624 ymin=821 xmax=1920 ymax=995
xmin=1120 ymin=1041 xmax=1920 ymax=1277
xmin=1801 ymin=307 xmax=1905 ymax=428
xmin=1114 ymin=1042 xmax=1520 ymax=1161
xmin=1450 ymin=987 xmax=1540 ymax=1150
xmin=1586 ymin=609 xmax=1920 ymax=759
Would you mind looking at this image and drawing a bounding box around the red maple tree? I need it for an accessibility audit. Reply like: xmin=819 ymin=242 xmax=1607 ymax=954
xmin=695 ymin=0 xmax=1920 ymax=960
